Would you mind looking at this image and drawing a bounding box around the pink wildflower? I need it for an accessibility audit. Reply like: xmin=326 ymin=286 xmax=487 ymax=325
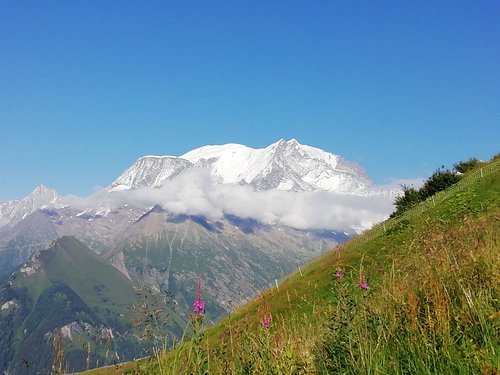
xmin=193 ymin=277 xmax=205 ymax=318
xmin=193 ymin=298 xmax=205 ymax=316
xmin=262 ymin=313 xmax=272 ymax=329
xmin=259 ymin=300 xmax=272 ymax=329
xmin=358 ymin=281 xmax=369 ymax=290
xmin=335 ymin=270 xmax=344 ymax=279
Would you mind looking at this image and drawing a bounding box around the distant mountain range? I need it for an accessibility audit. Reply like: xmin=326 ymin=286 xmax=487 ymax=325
xmin=0 ymin=139 xmax=396 ymax=232
xmin=0 ymin=139 xmax=392 ymax=373
xmin=0 ymin=139 xmax=383 ymax=278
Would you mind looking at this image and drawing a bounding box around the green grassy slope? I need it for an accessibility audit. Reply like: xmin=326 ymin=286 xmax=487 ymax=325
xmin=83 ymin=158 xmax=499 ymax=374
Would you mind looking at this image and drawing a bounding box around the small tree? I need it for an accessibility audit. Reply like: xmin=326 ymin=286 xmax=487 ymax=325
xmin=453 ymin=158 xmax=483 ymax=174
xmin=419 ymin=168 xmax=460 ymax=200
xmin=390 ymin=165 xmax=461 ymax=217
xmin=391 ymin=185 xmax=422 ymax=217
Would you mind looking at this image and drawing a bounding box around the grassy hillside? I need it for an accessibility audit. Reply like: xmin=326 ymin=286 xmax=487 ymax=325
xmin=83 ymin=158 xmax=499 ymax=374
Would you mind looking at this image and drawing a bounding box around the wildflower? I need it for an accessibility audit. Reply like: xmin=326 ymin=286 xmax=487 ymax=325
xmin=259 ymin=299 xmax=272 ymax=329
xmin=193 ymin=298 xmax=205 ymax=316
xmin=262 ymin=313 xmax=272 ymax=329
xmin=192 ymin=277 xmax=205 ymax=318
xmin=358 ymin=281 xmax=369 ymax=290
xmin=335 ymin=269 xmax=344 ymax=279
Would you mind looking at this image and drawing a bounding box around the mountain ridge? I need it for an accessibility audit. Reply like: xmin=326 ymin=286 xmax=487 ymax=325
xmin=0 ymin=236 xmax=183 ymax=374
xmin=107 ymin=139 xmax=372 ymax=193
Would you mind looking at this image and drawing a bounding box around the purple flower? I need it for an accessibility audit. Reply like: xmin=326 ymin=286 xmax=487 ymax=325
xmin=193 ymin=298 xmax=205 ymax=317
xmin=335 ymin=270 xmax=344 ymax=279
xmin=358 ymin=281 xmax=369 ymax=290
xmin=262 ymin=313 xmax=272 ymax=329
xmin=192 ymin=277 xmax=205 ymax=318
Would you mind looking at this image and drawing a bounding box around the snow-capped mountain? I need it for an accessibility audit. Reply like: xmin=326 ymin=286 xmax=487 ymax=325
xmin=0 ymin=185 xmax=64 ymax=229
xmin=0 ymin=139 xmax=392 ymax=373
xmin=107 ymin=139 xmax=372 ymax=193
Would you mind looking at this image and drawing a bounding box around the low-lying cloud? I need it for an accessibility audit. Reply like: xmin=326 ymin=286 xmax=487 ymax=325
xmin=63 ymin=168 xmax=402 ymax=234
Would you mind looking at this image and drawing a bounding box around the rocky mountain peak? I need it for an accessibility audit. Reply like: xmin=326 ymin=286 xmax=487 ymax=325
xmin=0 ymin=185 xmax=62 ymax=229
xmin=27 ymin=184 xmax=60 ymax=204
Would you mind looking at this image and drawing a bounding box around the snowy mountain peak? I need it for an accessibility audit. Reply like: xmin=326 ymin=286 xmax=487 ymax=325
xmin=32 ymin=184 xmax=51 ymax=193
xmin=273 ymin=138 xmax=298 ymax=147
xmin=0 ymin=185 xmax=62 ymax=229
xmin=28 ymin=185 xmax=59 ymax=203
xmin=107 ymin=139 xmax=372 ymax=194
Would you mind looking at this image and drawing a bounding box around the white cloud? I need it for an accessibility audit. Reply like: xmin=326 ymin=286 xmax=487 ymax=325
xmin=62 ymin=168 xmax=398 ymax=233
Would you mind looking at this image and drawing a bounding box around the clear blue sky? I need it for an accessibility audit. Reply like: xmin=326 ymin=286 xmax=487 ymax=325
xmin=1 ymin=1 xmax=499 ymax=199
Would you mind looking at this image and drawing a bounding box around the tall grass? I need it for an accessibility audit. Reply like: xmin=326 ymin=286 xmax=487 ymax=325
xmin=315 ymin=214 xmax=499 ymax=374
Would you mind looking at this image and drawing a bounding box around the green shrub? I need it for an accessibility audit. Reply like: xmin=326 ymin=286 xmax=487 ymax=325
xmin=454 ymin=158 xmax=484 ymax=173
xmin=419 ymin=168 xmax=460 ymax=199
xmin=391 ymin=185 xmax=422 ymax=218
xmin=391 ymin=165 xmax=461 ymax=217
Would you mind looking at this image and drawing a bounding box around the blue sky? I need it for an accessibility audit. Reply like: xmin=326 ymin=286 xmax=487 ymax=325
xmin=1 ymin=1 xmax=499 ymax=199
